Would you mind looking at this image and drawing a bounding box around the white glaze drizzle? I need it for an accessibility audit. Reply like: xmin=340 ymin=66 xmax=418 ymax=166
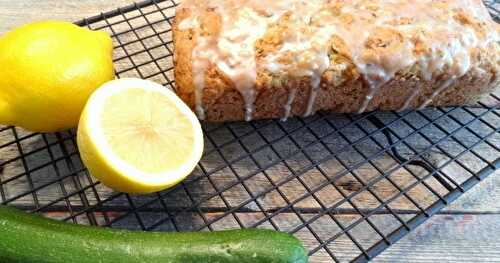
xmin=191 ymin=37 xmax=218 ymax=120
xmin=282 ymin=88 xmax=297 ymax=121
xmin=399 ymin=82 xmax=423 ymax=112
xmin=418 ymin=77 xmax=458 ymax=110
xmin=178 ymin=0 xmax=500 ymax=119
xmin=179 ymin=0 xmax=290 ymax=120
xmin=305 ymin=75 xmax=321 ymax=117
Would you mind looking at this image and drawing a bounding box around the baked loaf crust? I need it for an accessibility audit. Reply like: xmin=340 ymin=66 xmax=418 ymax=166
xmin=173 ymin=0 xmax=500 ymax=122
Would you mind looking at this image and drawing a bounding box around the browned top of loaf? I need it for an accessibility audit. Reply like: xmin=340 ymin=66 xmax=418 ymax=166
xmin=173 ymin=0 xmax=500 ymax=121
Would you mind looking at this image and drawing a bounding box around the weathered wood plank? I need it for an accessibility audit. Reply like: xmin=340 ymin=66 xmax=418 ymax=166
xmin=1 ymin=0 xmax=499 ymax=213
xmin=0 ymin=0 xmax=135 ymax=33
xmin=375 ymin=213 xmax=500 ymax=263
xmin=1 ymin=119 xmax=498 ymax=213
xmin=1 ymin=1 xmax=500 ymax=263
xmin=44 ymin=211 xmax=500 ymax=263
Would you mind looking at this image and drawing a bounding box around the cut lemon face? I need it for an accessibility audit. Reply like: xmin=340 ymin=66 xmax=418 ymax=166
xmin=77 ymin=78 xmax=204 ymax=194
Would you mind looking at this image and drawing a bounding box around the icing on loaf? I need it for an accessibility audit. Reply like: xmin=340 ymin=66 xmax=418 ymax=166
xmin=175 ymin=0 xmax=500 ymax=121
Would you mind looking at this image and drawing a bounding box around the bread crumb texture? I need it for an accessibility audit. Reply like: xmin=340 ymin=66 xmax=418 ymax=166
xmin=174 ymin=0 xmax=500 ymax=122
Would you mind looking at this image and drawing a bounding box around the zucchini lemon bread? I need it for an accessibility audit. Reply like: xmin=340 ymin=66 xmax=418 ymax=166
xmin=173 ymin=0 xmax=500 ymax=122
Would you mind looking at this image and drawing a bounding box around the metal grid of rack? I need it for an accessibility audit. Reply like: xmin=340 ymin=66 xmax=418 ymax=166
xmin=0 ymin=0 xmax=499 ymax=262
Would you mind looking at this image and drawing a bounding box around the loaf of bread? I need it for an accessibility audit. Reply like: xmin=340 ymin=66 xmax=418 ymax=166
xmin=173 ymin=0 xmax=500 ymax=122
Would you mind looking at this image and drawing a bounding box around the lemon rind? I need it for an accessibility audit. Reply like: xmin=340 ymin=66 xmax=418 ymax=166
xmin=83 ymin=78 xmax=204 ymax=188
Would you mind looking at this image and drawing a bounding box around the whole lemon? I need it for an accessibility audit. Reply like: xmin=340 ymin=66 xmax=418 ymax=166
xmin=0 ymin=20 xmax=114 ymax=132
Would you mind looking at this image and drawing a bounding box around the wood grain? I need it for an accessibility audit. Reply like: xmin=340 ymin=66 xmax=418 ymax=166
xmin=1 ymin=116 xmax=498 ymax=212
xmin=44 ymin=211 xmax=500 ymax=263
xmin=0 ymin=0 xmax=134 ymax=33
xmin=1 ymin=1 xmax=500 ymax=263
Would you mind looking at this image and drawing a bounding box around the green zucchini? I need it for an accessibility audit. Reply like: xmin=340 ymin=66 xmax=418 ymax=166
xmin=0 ymin=206 xmax=308 ymax=263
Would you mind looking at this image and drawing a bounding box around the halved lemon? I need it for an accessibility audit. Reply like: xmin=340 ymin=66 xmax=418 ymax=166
xmin=77 ymin=78 xmax=204 ymax=194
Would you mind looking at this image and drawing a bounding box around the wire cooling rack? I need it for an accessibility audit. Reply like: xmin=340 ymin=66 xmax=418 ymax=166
xmin=0 ymin=0 xmax=499 ymax=262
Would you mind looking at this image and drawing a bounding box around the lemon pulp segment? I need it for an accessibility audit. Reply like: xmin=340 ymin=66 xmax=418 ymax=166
xmin=77 ymin=78 xmax=204 ymax=194
xmin=101 ymin=88 xmax=196 ymax=174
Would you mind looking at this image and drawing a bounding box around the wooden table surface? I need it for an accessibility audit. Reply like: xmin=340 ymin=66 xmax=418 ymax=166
xmin=1 ymin=1 xmax=500 ymax=262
